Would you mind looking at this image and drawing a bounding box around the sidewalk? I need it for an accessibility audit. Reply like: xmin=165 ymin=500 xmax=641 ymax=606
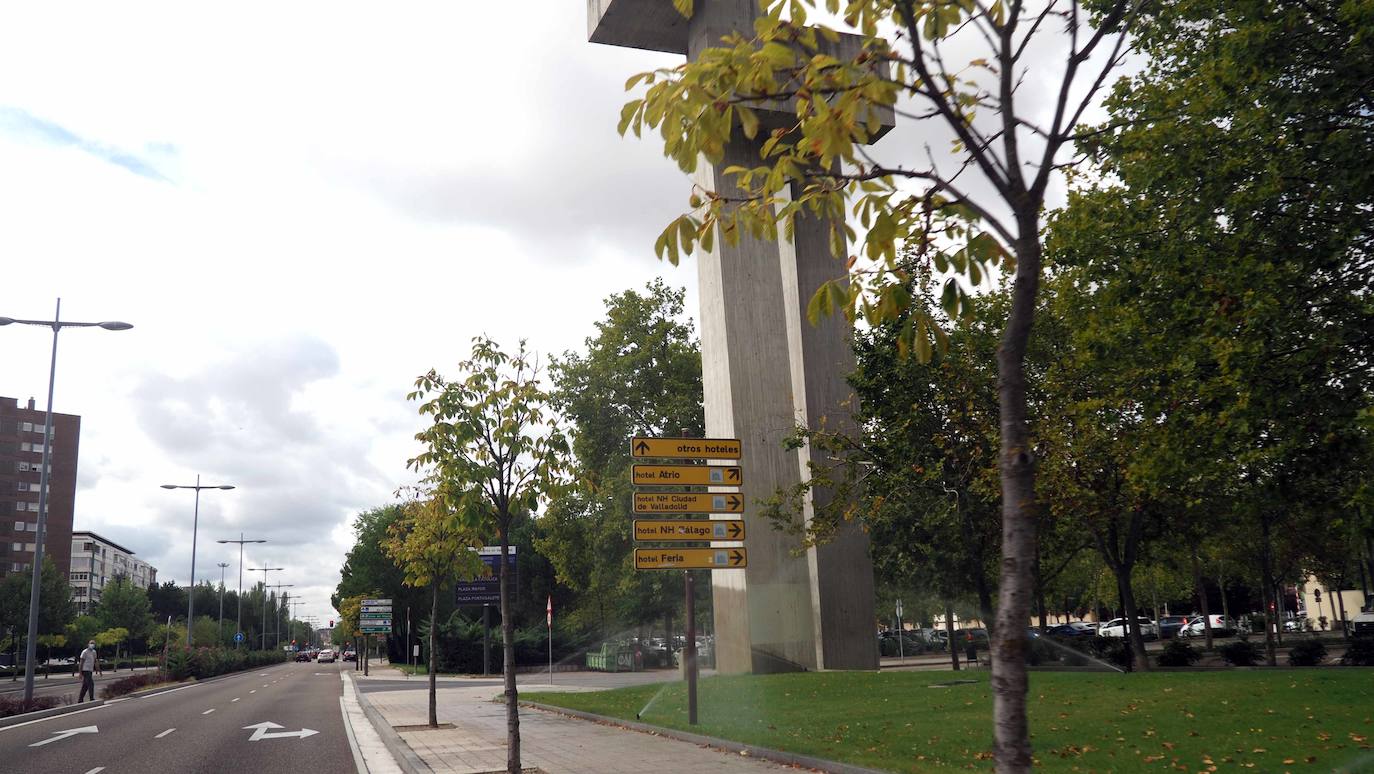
xmin=351 ymin=664 xmax=796 ymax=773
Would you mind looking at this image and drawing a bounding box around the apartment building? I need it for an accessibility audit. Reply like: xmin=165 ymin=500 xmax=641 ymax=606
xmin=69 ymin=531 xmax=158 ymax=614
xmin=0 ymin=396 xmax=80 ymax=578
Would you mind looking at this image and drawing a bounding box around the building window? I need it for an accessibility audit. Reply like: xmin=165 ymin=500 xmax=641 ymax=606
xmin=14 ymin=522 xmax=23 ymax=532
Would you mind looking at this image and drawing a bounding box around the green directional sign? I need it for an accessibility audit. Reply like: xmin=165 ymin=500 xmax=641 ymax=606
xmin=360 ymin=612 xmax=391 ymax=619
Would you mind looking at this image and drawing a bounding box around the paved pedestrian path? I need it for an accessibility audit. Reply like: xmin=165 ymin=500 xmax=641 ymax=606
xmin=354 ymin=665 xmax=794 ymax=773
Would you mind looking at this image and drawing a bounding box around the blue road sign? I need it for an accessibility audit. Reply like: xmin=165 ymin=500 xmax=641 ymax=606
xmin=234 ymin=631 xmax=245 ymax=643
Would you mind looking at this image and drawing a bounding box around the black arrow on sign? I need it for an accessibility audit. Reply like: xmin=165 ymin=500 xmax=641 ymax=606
xmin=727 ymin=495 xmax=741 ymax=510
xmin=728 ymin=522 xmax=742 ymax=539
xmin=727 ymin=468 xmax=740 ymax=481
xmin=730 ymin=550 xmax=745 ymax=566
xmin=634 ymin=441 xmax=650 ymax=455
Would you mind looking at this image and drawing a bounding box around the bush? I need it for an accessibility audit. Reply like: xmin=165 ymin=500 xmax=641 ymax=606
xmin=1340 ymin=638 xmax=1374 ymax=666
xmin=102 ymin=673 xmax=165 ymax=698
xmin=1219 ymin=640 xmax=1263 ymax=666
xmin=0 ymin=694 xmax=65 ymax=718
xmin=1158 ymin=640 xmax=1201 ymax=667
xmin=166 ymin=646 xmax=288 ymax=681
xmin=1286 ymin=638 xmax=1327 ymax=667
xmin=1061 ymin=636 xmax=1134 ymax=671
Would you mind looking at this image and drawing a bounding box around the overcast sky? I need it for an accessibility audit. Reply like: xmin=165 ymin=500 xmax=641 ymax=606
xmin=0 ymin=3 xmax=1119 ymax=628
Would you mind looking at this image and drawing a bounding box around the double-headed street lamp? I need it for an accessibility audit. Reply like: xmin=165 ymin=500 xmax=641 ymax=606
xmin=161 ymin=476 xmax=235 ymax=647
xmin=268 ymin=583 xmax=294 ymax=651
xmin=247 ymin=566 xmax=283 ymax=649
xmin=217 ymin=534 xmax=266 ymax=649
xmin=216 ymin=562 xmax=230 ymax=643
xmin=1 ymin=300 xmax=132 ymax=704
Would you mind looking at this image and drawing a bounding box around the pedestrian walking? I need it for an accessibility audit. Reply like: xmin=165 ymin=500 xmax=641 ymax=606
xmin=76 ymin=640 xmax=101 ymax=702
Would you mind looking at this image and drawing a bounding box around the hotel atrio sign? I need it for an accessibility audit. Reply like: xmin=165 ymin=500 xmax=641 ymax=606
xmin=630 ymin=437 xmax=741 ymax=460
xmin=632 ymin=464 xmax=742 ymax=487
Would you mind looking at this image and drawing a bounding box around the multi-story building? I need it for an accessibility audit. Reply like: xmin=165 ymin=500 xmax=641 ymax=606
xmin=69 ymin=531 xmax=157 ymax=615
xmin=0 ymin=396 xmax=80 ymax=579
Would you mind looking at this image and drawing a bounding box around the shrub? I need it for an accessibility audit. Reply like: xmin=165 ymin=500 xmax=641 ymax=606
xmin=1062 ymin=636 xmax=1134 ymax=671
xmin=1340 ymin=638 xmax=1374 ymax=666
xmin=1219 ymin=640 xmax=1263 ymax=666
xmin=0 ymin=694 xmax=64 ymax=718
xmin=1158 ymin=640 xmax=1201 ymax=667
xmin=102 ymin=673 xmax=164 ymax=698
xmin=1286 ymin=638 xmax=1327 ymax=667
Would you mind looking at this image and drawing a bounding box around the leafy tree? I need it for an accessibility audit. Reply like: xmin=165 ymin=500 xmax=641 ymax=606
xmin=619 ymin=2 xmax=1140 ymax=765
xmin=384 ymin=496 xmax=485 ymax=727
xmin=64 ymin=616 xmax=101 ymax=657
xmin=146 ymin=581 xmax=186 ymax=625
xmin=409 ymin=336 xmax=569 ymax=774
xmin=540 ymin=280 xmax=704 ymax=638
xmin=335 ymin=506 xmax=431 ymax=663
xmin=95 ymin=627 xmax=130 ymax=665
xmin=93 ymin=576 xmax=153 ymax=644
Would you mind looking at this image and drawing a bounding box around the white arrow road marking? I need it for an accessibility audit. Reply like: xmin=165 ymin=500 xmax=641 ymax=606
xmin=242 ymin=722 xmax=319 ymax=741
xmin=155 ymin=728 xmax=176 ymax=738
xmin=29 ymin=725 xmax=98 ymax=747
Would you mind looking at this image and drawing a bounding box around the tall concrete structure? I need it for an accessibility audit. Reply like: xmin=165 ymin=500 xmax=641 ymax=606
xmin=589 ymin=0 xmax=892 ymax=672
xmin=0 ymin=396 xmax=80 ymax=579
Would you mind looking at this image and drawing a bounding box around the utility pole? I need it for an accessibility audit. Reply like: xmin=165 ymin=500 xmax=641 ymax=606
xmin=217 ymin=535 xmax=266 ymax=649
xmin=216 ymin=562 xmax=230 ymax=645
xmin=246 ymin=566 xmax=283 ymax=650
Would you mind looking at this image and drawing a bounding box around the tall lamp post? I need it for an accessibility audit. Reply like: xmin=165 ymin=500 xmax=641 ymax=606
xmin=217 ymin=535 xmax=266 ymax=649
xmin=216 ymin=562 xmax=230 ymax=644
xmin=2 ymin=300 xmax=132 ymax=704
xmin=161 ymin=477 xmax=235 ymax=647
xmin=247 ymin=567 xmax=283 ymax=649
xmin=290 ymin=600 xmax=307 ymax=648
xmin=268 ymin=583 xmax=294 ymax=651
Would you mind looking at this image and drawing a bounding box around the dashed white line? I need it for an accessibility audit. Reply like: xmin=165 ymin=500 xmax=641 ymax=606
xmin=155 ymin=728 xmax=176 ymax=739
xmin=84 ymin=768 xmax=105 ymax=774
xmin=231 ymin=698 xmax=240 ymax=702
xmin=250 ymin=689 xmax=256 ymax=694
xmin=202 ymin=709 xmax=216 ymax=715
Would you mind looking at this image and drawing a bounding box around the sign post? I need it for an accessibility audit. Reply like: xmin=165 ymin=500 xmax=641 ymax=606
xmin=630 ymin=435 xmax=746 ymax=727
xmin=895 ymin=599 xmax=904 ymax=664
xmin=546 ymin=595 xmax=553 ymax=685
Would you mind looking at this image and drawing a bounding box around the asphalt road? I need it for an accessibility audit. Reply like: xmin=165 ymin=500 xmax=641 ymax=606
xmin=0 ymin=660 xmax=356 ymax=774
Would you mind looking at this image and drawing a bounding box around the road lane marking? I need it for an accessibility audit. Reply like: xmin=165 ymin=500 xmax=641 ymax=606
xmin=232 ymin=697 xmax=240 ymax=702
xmin=243 ymin=721 xmax=319 ymax=741
xmin=250 ymin=690 xmax=256 ymax=694
xmin=156 ymin=728 xmax=176 ymax=738
xmin=202 ymin=709 xmax=216 ymax=715
xmin=0 ymin=704 xmax=108 ymax=732
xmin=84 ymin=768 xmax=105 ymax=774
xmin=29 ymin=725 xmax=98 ymax=747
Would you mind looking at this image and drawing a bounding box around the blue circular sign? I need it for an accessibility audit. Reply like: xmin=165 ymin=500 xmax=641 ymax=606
xmin=234 ymin=632 xmax=245 ymax=643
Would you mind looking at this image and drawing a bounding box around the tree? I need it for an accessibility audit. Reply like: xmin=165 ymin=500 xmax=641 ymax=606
xmin=95 ymin=627 xmax=130 ymax=666
xmin=93 ymin=576 xmax=153 ymax=646
xmin=619 ymin=2 xmax=1139 ymax=766
xmin=335 ymin=505 xmax=430 ymax=663
xmin=539 ymin=280 xmax=704 ymax=638
xmin=409 ymin=336 xmax=569 ymax=774
xmin=384 ymin=496 xmax=485 ymax=727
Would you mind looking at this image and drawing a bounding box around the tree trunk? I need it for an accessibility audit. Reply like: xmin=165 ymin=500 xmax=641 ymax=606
xmin=945 ymin=602 xmax=960 ymax=671
xmin=1033 ymin=548 xmax=1047 ymax=633
xmin=1260 ymin=514 xmax=1278 ymax=666
xmin=1218 ymin=575 xmax=1231 ymax=627
xmin=1273 ymin=582 xmax=1284 ymax=648
xmin=991 ymin=227 xmax=1041 ymax=773
xmin=500 ymin=520 xmax=520 ymax=774
xmin=1115 ymin=569 xmax=1150 ymax=671
xmin=428 ymin=584 xmax=438 ymax=728
xmin=1336 ymin=586 xmax=1349 ymax=639
xmin=1191 ymin=552 xmax=1213 ymax=651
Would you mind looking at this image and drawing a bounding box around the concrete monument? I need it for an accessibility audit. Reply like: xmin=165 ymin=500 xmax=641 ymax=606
xmin=589 ymin=0 xmax=893 ymax=673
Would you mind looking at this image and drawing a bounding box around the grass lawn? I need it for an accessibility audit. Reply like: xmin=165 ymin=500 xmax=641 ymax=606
xmin=525 ymin=669 xmax=1374 ymax=772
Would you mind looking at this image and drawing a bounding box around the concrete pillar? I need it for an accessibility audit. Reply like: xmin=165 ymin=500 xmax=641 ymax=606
xmin=589 ymin=0 xmax=891 ymax=672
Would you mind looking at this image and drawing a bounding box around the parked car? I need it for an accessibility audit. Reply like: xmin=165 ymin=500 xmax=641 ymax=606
xmin=1097 ymin=617 xmax=1159 ymax=639
xmin=1047 ymin=622 xmax=1096 ymax=638
xmin=1179 ymin=614 xmax=1236 ymax=638
xmin=1283 ymin=618 xmax=1311 ymax=632
xmin=1158 ymin=615 xmax=1190 ymax=639
xmin=295 ymin=651 xmax=312 ymax=662
xmin=317 ymin=648 xmax=337 ymax=663
xmin=342 ymin=650 xmax=357 ymax=662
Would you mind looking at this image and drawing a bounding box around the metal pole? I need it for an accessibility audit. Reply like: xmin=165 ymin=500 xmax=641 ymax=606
xmin=237 ymin=539 xmax=244 ymax=648
xmin=22 ymin=298 xmax=61 ymax=704
xmin=218 ymin=562 xmax=229 ymax=645
xmin=686 ymin=569 xmax=697 ymax=725
xmin=261 ymin=571 xmax=268 ymax=649
xmin=483 ymin=604 xmax=490 ymax=677
xmin=186 ymin=475 xmax=201 ymax=648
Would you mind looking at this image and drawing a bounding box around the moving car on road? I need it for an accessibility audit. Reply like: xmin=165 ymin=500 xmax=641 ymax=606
xmin=317 ymin=648 xmax=337 ymax=663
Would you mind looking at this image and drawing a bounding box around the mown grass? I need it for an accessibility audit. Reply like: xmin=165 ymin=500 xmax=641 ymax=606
xmin=525 ymin=669 xmax=1374 ymax=772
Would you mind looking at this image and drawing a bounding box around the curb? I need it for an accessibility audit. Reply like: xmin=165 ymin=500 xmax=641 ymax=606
xmin=0 ymin=699 xmax=104 ymax=728
xmin=521 ymin=701 xmax=889 ymax=774
xmin=347 ymin=671 xmax=433 ymax=773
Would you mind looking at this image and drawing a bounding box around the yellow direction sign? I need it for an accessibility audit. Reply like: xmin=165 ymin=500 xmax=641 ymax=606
xmin=632 ymin=464 xmax=742 ymax=487
xmin=634 ymin=547 xmax=747 ymax=570
xmin=631 ymin=437 xmax=742 ymax=460
xmin=633 ymin=492 xmax=743 ymax=514
xmin=634 ymin=519 xmax=746 ymax=541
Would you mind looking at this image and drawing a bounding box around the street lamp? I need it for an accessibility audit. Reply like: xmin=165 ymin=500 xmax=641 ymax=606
xmin=268 ymin=583 xmax=294 ymax=651
xmin=216 ymin=562 xmax=230 ymax=644
xmin=290 ymin=600 xmax=308 ymax=648
xmin=217 ymin=535 xmax=266 ymax=649
xmin=246 ymin=566 xmax=283 ymax=649
xmin=2 ymin=299 xmax=132 ymax=704
xmin=161 ymin=477 xmax=235 ymax=647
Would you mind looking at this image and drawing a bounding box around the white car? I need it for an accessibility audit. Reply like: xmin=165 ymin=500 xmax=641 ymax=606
xmin=1097 ymin=617 xmax=1159 ymax=638
xmin=1179 ymin=614 xmax=1236 ymax=638
xmin=317 ymin=648 xmax=336 ymax=663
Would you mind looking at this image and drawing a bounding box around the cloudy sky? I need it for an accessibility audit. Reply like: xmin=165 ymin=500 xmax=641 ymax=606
xmin=0 ymin=2 xmax=1118 ymax=627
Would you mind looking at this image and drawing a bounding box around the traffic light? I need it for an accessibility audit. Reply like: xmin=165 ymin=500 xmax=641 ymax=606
xmin=329 ymin=619 xmax=335 ymax=627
